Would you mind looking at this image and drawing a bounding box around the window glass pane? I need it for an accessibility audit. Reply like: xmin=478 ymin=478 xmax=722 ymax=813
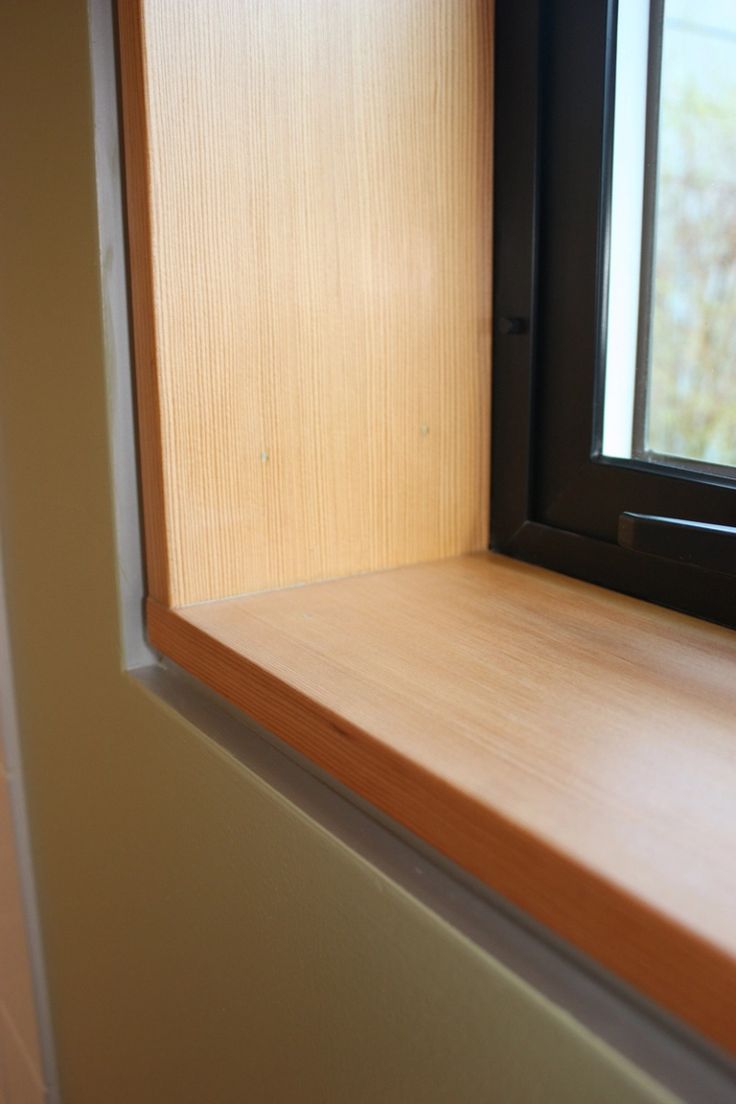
xmin=603 ymin=0 xmax=736 ymax=473
xmin=648 ymin=0 xmax=736 ymax=467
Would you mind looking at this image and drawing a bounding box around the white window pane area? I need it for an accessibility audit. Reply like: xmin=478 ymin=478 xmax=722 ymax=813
xmin=603 ymin=0 xmax=736 ymax=475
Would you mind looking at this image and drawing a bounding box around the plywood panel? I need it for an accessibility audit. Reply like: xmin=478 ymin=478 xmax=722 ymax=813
xmin=119 ymin=0 xmax=492 ymax=606
xmin=149 ymin=552 xmax=736 ymax=1055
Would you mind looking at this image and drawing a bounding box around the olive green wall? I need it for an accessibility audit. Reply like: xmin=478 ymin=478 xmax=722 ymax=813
xmin=0 ymin=3 xmax=678 ymax=1101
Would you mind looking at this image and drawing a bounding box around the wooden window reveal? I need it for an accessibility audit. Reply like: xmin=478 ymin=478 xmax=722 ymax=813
xmin=118 ymin=0 xmax=492 ymax=607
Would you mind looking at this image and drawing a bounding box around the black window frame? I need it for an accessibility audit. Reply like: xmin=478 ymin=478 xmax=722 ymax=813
xmin=492 ymin=0 xmax=736 ymax=629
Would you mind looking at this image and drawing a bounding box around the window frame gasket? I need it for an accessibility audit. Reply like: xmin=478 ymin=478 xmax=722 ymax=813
xmin=630 ymin=1 xmax=736 ymax=478
xmin=631 ymin=0 xmax=665 ymax=460
xmin=491 ymin=0 xmax=736 ymax=629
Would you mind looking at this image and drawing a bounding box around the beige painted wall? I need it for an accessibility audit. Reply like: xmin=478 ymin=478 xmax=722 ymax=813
xmin=0 ymin=3 xmax=680 ymax=1102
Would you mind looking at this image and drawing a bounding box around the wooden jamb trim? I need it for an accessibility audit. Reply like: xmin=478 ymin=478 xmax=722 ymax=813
xmin=116 ymin=0 xmax=171 ymax=605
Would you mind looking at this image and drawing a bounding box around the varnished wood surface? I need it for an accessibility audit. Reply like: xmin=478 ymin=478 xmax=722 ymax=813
xmin=119 ymin=0 xmax=492 ymax=606
xmin=150 ymin=553 xmax=736 ymax=1055
xmin=117 ymin=1 xmax=171 ymax=604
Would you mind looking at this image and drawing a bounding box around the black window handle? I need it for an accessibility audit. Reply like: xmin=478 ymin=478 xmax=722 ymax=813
xmin=618 ymin=512 xmax=736 ymax=576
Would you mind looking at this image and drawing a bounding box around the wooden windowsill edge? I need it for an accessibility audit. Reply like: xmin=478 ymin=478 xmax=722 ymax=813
xmin=146 ymin=551 xmax=736 ymax=1056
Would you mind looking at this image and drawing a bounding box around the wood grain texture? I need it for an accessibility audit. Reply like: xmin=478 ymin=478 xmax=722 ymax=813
xmin=150 ymin=552 xmax=736 ymax=1055
xmin=119 ymin=0 xmax=492 ymax=605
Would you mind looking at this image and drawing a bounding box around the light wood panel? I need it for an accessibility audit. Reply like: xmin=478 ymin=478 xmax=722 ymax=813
xmin=119 ymin=0 xmax=492 ymax=606
xmin=150 ymin=552 xmax=736 ymax=1055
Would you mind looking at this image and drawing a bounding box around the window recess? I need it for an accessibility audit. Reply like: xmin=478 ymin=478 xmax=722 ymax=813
xmin=119 ymin=0 xmax=736 ymax=1061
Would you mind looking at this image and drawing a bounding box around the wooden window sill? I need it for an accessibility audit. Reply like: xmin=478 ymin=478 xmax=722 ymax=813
xmin=148 ymin=551 xmax=736 ymax=1056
